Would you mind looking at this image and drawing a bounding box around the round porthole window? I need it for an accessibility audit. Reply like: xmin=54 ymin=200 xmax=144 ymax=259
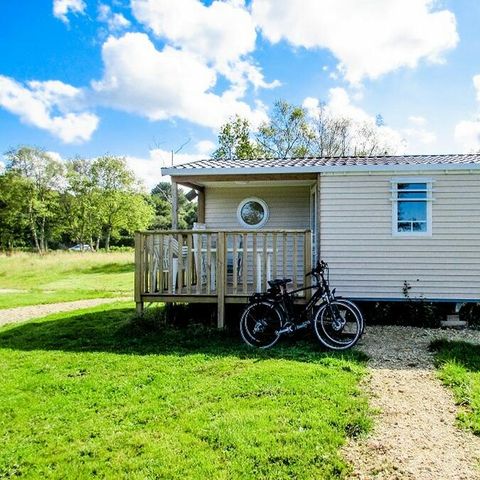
xmin=237 ymin=198 xmax=269 ymax=228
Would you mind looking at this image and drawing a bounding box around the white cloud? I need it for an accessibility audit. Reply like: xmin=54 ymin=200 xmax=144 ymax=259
xmin=132 ymin=0 xmax=255 ymax=65
xmin=474 ymin=75 xmax=480 ymax=102
xmin=126 ymin=146 xmax=208 ymax=189
xmin=131 ymin=0 xmax=278 ymax=95
xmin=454 ymin=75 xmax=480 ymax=152
xmin=0 ymin=76 xmax=99 ymax=143
xmin=252 ymin=0 xmax=458 ymax=83
xmin=195 ymin=140 xmax=216 ymax=156
xmin=92 ymin=33 xmax=268 ymax=129
xmin=403 ymin=116 xmax=436 ymax=150
xmin=454 ymin=120 xmax=480 ymax=152
xmin=303 ymin=88 xmax=406 ymax=153
xmin=53 ymin=0 xmax=86 ymax=23
xmin=408 ymin=115 xmax=427 ymax=127
xmin=98 ymin=4 xmax=131 ymax=32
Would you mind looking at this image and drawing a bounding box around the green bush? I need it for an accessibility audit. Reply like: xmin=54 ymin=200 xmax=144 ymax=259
xmin=101 ymin=246 xmax=134 ymax=253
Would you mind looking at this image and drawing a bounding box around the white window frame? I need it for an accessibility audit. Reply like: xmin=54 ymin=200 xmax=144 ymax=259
xmin=391 ymin=178 xmax=433 ymax=237
xmin=237 ymin=197 xmax=269 ymax=229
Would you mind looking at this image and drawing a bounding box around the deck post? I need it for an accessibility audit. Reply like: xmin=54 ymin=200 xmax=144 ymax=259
xmin=197 ymin=188 xmax=205 ymax=223
xmin=304 ymin=230 xmax=312 ymax=301
xmin=216 ymin=231 xmax=226 ymax=329
xmin=171 ymin=179 xmax=179 ymax=229
xmin=316 ymin=174 xmax=321 ymax=263
xmin=134 ymin=232 xmax=144 ymax=315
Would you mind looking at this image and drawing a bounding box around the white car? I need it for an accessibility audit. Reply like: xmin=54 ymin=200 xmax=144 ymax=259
xmin=68 ymin=244 xmax=93 ymax=252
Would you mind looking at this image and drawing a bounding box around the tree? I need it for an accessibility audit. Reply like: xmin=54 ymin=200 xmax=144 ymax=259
xmin=0 ymin=172 xmax=30 ymax=252
xmin=63 ymin=157 xmax=103 ymax=248
xmin=5 ymin=146 xmax=65 ymax=253
xmin=310 ymin=103 xmax=353 ymax=157
xmin=151 ymin=182 xmax=197 ymax=229
xmin=213 ymin=99 xmax=398 ymax=161
xmin=90 ymin=156 xmax=154 ymax=250
xmin=256 ymin=100 xmax=314 ymax=158
xmin=212 ymin=115 xmax=260 ymax=160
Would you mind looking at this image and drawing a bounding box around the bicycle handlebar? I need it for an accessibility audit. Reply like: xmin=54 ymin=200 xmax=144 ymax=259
xmin=306 ymin=260 xmax=328 ymax=277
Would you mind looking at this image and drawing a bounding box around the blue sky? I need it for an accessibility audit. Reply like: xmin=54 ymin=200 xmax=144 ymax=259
xmin=1 ymin=0 xmax=480 ymax=186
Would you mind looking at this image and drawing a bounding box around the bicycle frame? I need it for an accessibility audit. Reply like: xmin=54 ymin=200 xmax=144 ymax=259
xmin=268 ymin=272 xmax=334 ymax=334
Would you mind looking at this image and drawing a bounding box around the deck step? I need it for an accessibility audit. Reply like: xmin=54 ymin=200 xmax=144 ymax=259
xmin=440 ymin=314 xmax=467 ymax=329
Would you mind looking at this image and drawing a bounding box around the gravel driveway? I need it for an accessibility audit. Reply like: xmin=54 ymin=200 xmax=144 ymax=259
xmin=345 ymin=325 xmax=480 ymax=479
xmin=0 ymin=297 xmax=130 ymax=327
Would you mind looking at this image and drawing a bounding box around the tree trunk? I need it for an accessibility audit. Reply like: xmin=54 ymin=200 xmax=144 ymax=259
xmin=39 ymin=216 xmax=46 ymax=253
xmin=28 ymin=203 xmax=41 ymax=254
xmin=96 ymin=235 xmax=101 ymax=251
xmin=105 ymin=228 xmax=111 ymax=252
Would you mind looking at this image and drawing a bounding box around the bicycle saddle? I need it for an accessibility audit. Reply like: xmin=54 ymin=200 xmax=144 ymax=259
xmin=268 ymin=278 xmax=292 ymax=288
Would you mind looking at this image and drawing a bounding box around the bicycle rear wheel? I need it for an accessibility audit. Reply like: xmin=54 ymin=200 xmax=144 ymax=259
xmin=313 ymin=300 xmax=362 ymax=350
xmin=240 ymin=301 xmax=284 ymax=349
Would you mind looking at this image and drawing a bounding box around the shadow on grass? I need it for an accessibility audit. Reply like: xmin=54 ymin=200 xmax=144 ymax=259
xmin=430 ymin=338 xmax=480 ymax=372
xmin=85 ymin=263 xmax=134 ymax=274
xmin=0 ymin=307 xmax=367 ymax=364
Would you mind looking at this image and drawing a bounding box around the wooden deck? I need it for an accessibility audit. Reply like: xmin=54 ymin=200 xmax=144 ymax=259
xmin=135 ymin=229 xmax=312 ymax=327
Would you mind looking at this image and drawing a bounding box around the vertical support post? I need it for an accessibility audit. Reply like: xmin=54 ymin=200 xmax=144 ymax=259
xmin=262 ymin=232 xmax=267 ymax=291
xmin=242 ymin=233 xmax=247 ymax=294
xmin=171 ymin=179 xmax=179 ymax=230
xmin=232 ymin=233 xmax=238 ymax=294
xmin=197 ymin=188 xmax=206 ymax=223
xmin=272 ymin=233 xmax=277 ymax=280
xmin=316 ymin=174 xmax=321 ymax=263
xmin=304 ymin=230 xmax=312 ymax=301
xmin=177 ymin=233 xmax=184 ymax=293
xmin=293 ymin=234 xmax=298 ymax=289
xmin=252 ymin=233 xmax=258 ymax=291
xmin=206 ymin=233 xmax=212 ymax=294
xmin=216 ymin=231 xmax=226 ymax=329
xmin=134 ymin=232 xmax=144 ymax=315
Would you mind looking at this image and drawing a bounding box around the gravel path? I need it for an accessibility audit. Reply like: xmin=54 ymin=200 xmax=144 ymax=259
xmin=0 ymin=297 xmax=130 ymax=327
xmin=345 ymin=326 xmax=480 ymax=479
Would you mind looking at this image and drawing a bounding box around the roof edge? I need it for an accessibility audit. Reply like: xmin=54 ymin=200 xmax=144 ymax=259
xmin=162 ymin=163 xmax=480 ymax=177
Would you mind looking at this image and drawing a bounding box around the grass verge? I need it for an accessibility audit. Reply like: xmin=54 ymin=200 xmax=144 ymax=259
xmin=0 ymin=252 xmax=133 ymax=309
xmin=0 ymin=303 xmax=371 ymax=479
xmin=430 ymin=338 xmax=480 ymax=435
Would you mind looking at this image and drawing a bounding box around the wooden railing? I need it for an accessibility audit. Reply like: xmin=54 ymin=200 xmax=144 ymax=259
xmin=135 ymin=229 xmax=312 ymax=326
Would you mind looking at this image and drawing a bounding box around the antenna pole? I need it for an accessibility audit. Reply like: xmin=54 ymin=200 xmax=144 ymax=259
xmin=171 ymin=138 xmax=191 ymax=167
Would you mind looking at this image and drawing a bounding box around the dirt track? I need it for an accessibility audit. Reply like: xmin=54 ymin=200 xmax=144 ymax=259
xmin=345 ymin=325 xmax=480 ymax=479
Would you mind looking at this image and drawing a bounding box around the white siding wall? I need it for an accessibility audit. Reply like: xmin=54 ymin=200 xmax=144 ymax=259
xmin=205 ymin=185 xmax=310 ymax=229
xmin=205 ymin=185 xmax=311 ymax=286
xmin=320 ymin=172 xmax=480 ymax=301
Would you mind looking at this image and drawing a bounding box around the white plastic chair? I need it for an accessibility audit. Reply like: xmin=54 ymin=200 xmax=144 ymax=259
xmin=152 ymin=235 xmax=178 ymax=292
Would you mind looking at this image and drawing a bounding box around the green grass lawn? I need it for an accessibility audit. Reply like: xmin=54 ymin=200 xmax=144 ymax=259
xmin=0 ymin=303 xmax=371 ymax=479
xmin=0 ymin=251 xmax=133 ymax=309
xmin=431 ymin=338 xmax=480 ymax=435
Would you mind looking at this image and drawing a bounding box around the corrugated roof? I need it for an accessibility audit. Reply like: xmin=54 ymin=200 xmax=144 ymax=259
xmin=171 ymin=154 xmax=480 ymax=170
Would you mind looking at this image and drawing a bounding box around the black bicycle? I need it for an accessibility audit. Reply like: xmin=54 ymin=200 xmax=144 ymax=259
xmin=240 ymin=261 xmax=364 ymax=350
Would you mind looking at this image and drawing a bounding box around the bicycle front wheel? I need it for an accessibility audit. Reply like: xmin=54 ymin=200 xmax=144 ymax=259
xmin=313 ymin=300 xmax=362 ymax=350
xmin=240 ymin=301 xmax=284 ymax=349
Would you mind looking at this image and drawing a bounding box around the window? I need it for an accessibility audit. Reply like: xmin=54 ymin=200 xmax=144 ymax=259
xmin=392 ymin=180 xmax=432 ymax=235
xmin=237 ymin=198 xmax=269 ymax=228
